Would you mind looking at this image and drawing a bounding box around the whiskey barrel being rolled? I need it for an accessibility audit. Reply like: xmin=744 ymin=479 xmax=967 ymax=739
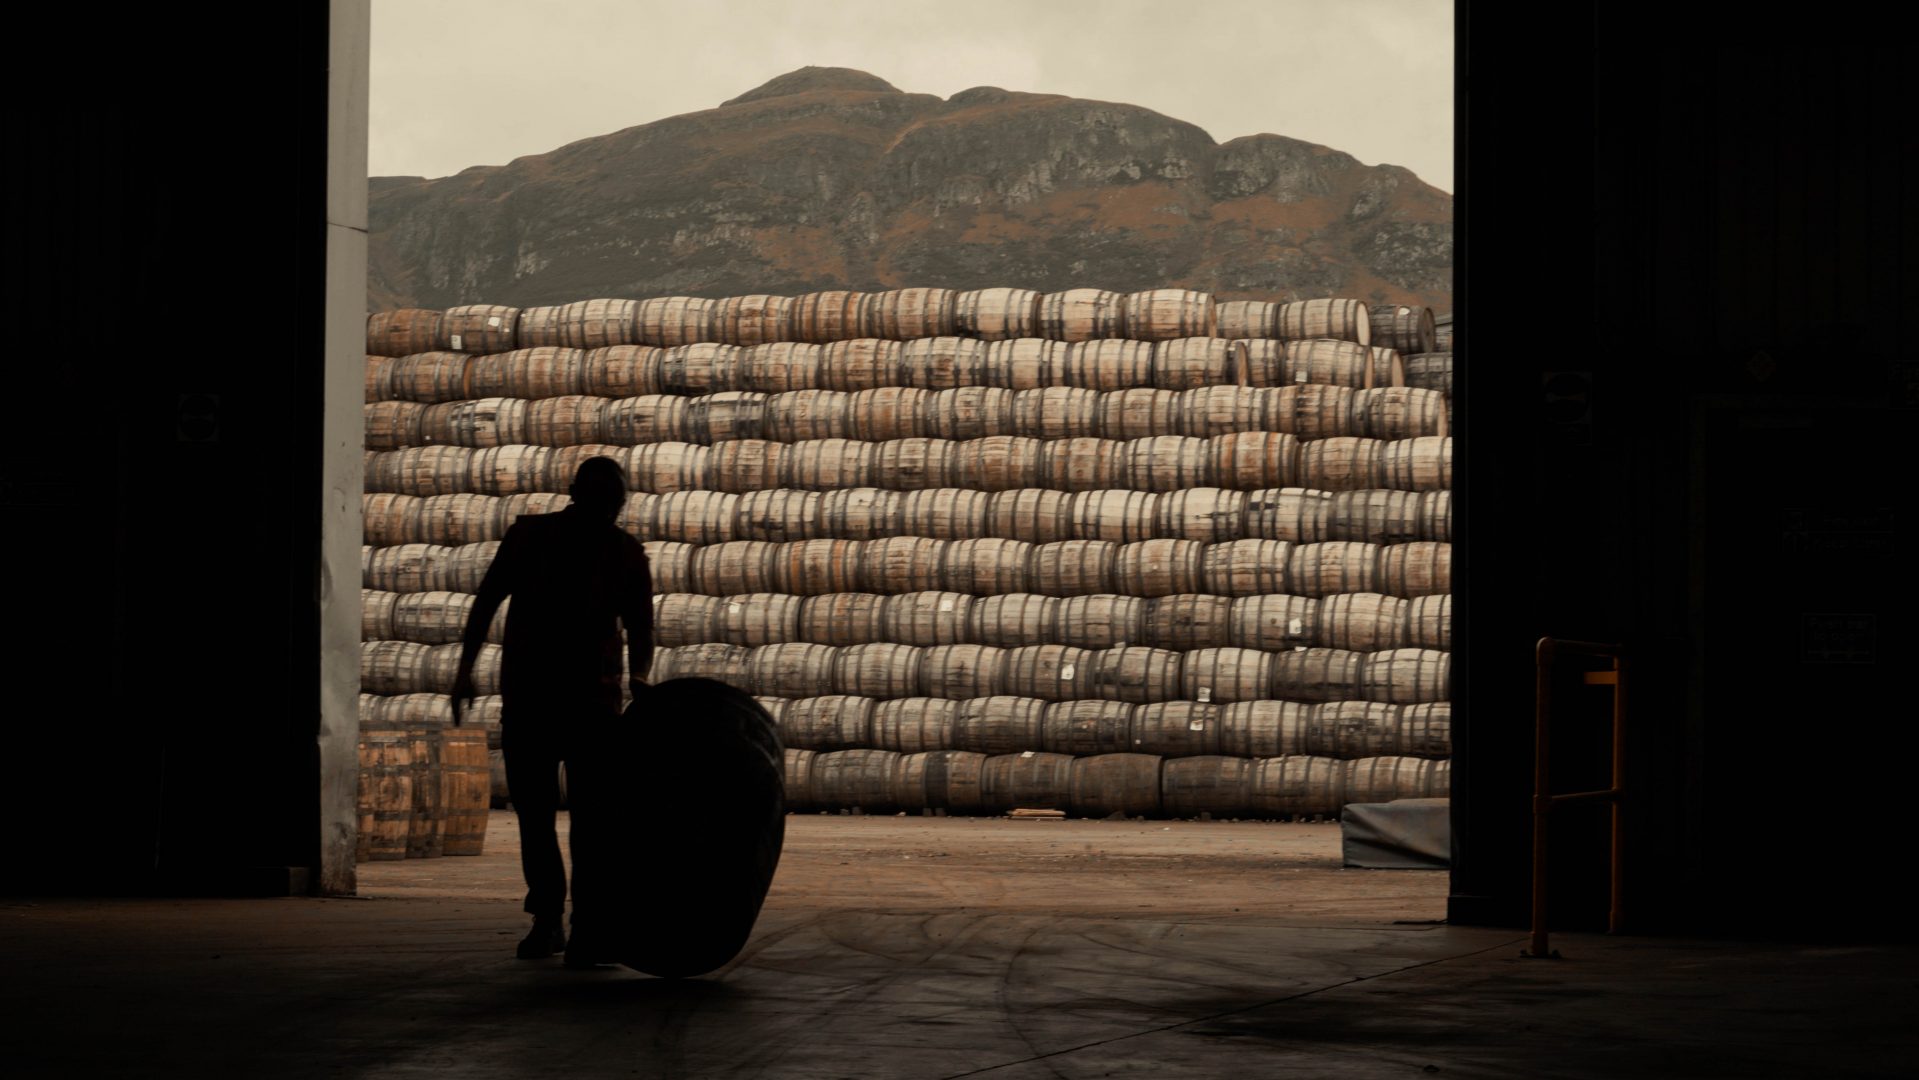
xmin=588 ymin=678 xmax=783 ymax=979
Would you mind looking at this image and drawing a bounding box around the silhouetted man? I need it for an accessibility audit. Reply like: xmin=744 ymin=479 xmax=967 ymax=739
xmin=452 ymin=456 xmax=652 ymax=965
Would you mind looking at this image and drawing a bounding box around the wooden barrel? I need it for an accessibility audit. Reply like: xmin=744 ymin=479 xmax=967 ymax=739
xmin=1402 ymin=352 xmax=1452 ymax=397
xmin=545 ymin=444 xmax=625 ymax=493
xmin=640 ymin=490 xmax=733 ymax=545
xmin=928 ymin=387 xmax=1020 ymax=441
xmin=644 ymin=541 xmax=698 ymax=594
xmin=583 ymin=345 xmax=666 ymax=398
xmin=635 ymin=296 xmax=716 ymax=348
xmin=1272 ymin=648 xmax=1365 ymax=703
xmin=1284 ymin=339 xmax=1381 ymax=389
xmin=1206 ymin=432 xmax=1296 ymax=490
xmin=1044 ymin=700 xmax=1136 ymax=756
xmin=1051 ymin=593 xmax=1144 ymax=648
xmin=522 ymin=395 xmax=608 ymax=447
xmin=849 ymin=387 xmax=931 ymax=441
xmin=897 ymin=336 xmax=989 ymax=389
xmin=1096 ymin=388 xmax=1183 ymax=440
xmin=1397 ymin=702 xmax=1452 ymax=757
xmin=1214 ymin=300 xmax=1277 ymax=340
xmin=881 ymin=591 xmax=974 ymax=646
xmin=812 ymin=749 xmax=902 ymax=812
xmin=952 ymin=435 xmax=1044 ymax=491
xmin=792 ymin=291 xmax=874 ymax=344
xmin=1379 ymin=436 xmax=1452 ymax=492
xmin=1288 ymin=542 xmax=1380 ymax=597
xmin=1161 ymin=756 xmax=1252 ymax=818
xmin=1124 ymin=436 xmax=1211 ymax=492
xmin=710 ymin=295 xmax=794 ymax=348
xmin=782 ymin=439 xmax=876 ymax=490
xmin=817 ymin=487 xmax=903 ymax=539
xmin=819 ymin=339 xmax=905 ymax=392
xmin=439 ymin=727 xmax=491 ymax=856
xmin=775 ymin=538 xmax=862 ymax=595
xmin=364 ymin=692 xmax=457 ymax=730
xmin=1234 ymin=340 xmax=1286 ymax=387
xmin=980 ymin=751 xmax=1075 ymax=813
xmin=1156 ymin=488 xmax=1247 ymax=542
xmin=381 ymin=445 xmax=474 ymax=496
xmin=797 ymin=591 xmax=888 ymax=646
xmin=1297 ymin=437 xmax=1385 ymax=492
xmin=1325 ymin=489 xmax=1430 ymax=543
xmin=356 ymin=732 xmax=414 ymax=861
xmin=1361 ymin=648 xmax=1451 ymax=704
xmin=1151 ymin=338 xmax=1236 ymax=390
xmin=449 ymin=493 xmax=525 ymax=545
xmin=860 ymin=536 xmax=949 ymax=594
xmin=834 ymin=642 xmax=924 ymax=700
xmin=1010 ymin=386 xmax=1101 ymax=440
xmin=1274 ymin=299 xmax=1370 ymax=346
xmin=1199 ymin=538 xmax=1292 ymax=597
xmin=1131 ymin=702 xmax=1223 ymax=756
xmin=1248 ymin=755 xmax=1346 ymax=817
xmin=383 ymin=352 xmax=474 ymax=403
xmin=1037 ymin=289 xmax=1125 ymax=342
xmin=1113 ymin=539 xmax=1206 ymax=596
xmin=692 ymin=541 xmax=782 ymax=595
xmin=920 ymin=644 xmax=1008 ymax=699
xmin=367 ymin=544 xmax=451 ymax=594
xmin=1377 ymin=541 xmax=1452 ymax=598
xmin=1178 ymin=385 xmax=1265 ymax=438
xmin=653 ymin=594 xmax=719 ymax=646
xmin=940 ymin=537 xmax=1033 ymax=595
xmin=986 ymin=488 xmax=1075 ymax=543
xmin=458 ymin=446 xmax=542 ymax=497
xmin=1061 ymin=339 xmax=1155 ymax=391
xmin=782 ymin=749 xmax=818 ymax=812
xmin=705 ymin=441 xmax=788 ymax=496
xmin=1091 ymin=646 xmax=1182 ymax=704
xmin=1368 ymin=347 xmax=1407 ymax=390
xmin=434 ymin=304 xmax=518 ymax=354
xmin=1026 ymin=540 xmax=1118 ymax=598
xmin=955 ymin=288 xmax=1041 ymax=341
xmin=767 ymin=694 xmax=867 ymax=744
xmin=737 ymin=342 xmax=823 ymax=394
xmin=419 ymin=398 xmax=530 ymax=448
xmin=894 ymin=750 xmax=989 ymax=813
xmin=362 ymin=493 xmax=421 ymax=547
xmin=981 ymin=338 xmax=1065 ymax=390
xmin=1069 ymin=490 xmax=1159 ymax=543
xmin=663 ymin=643 xmax=754 ymax=691
xmin=969 ymin=593 xmax=1059 ymax=647
xmin=1402 ymin=594 xmax=1451 ymax=651
xmin=623 ymin=442 xmax=706 ymax=494
xmin=1346 ymin=755 xmax=1446 ymax=803
xmin=1351 ymin=387 xmax=1448 ymax=439
xmin=366 ymin=357 xmax=394 ymax=403
xmin=1367 ymin=304 xmax=1436 ymax=356
xmin=1121 ymin=289 xmax=1215 ymax=341
xmin=763 ymin=389 xmax=853 ymax=442
xmin=602 ymin=395 xmax=688 ymax=446
xmin=872 ymin=698 xmax=960 ymax=754
xmin=750 ymin=644 xmax=844 ymax=702
xmin=365 ymin=401 xmax=425 ymax=451
xmin=1261 ymin=384 xmax=1356 ymax=439
xmin=1068 ymin=753 xmax=1163 ymax=819
xmin=658 ymin=343 xmax=746 ymax=396
xmin=1040 ymin=437 xmax=1126 ymax=491
xmin=360 ymin=590 xmax=398 ymax=641
xmin=1002 ymin=645 xmax=1094 ymax=701
xmin=867 ymin=288 xmax=959 ymax=340
xmin=361 ymin=641 xmax=432 ymax=695
xmin=366 ymin=309 xmax=444 ymax=357
xmin=1225 ymin=594 xmax=1318 ymax=651
xmin=711 ymin=593 xmax=804 ymax=647
xmin=1141 ymin=595 xmax=1234 ymax=651
xmin=871 ymin=438 xmax=953 ymax=491
xmin=1317 ymin=593 xmax=1407 ymax=652
xmin=683 ymin=390 xmax=769 ymax=444
xmin=553 ymin=299 xmax=642 ymax=349
xmin=1305 ymin=701 xmax=1448 ymax=758
xmin=389 ymin=591 xmax=478 ymax=645
xmin=469 ymin=347 xmax=586 ymax=399
xmin=1180 ymin=647 xmax=1275 ymax=704
xmin=1219 ymin=700 xmax=1313 ymax=757
xmin=899 ymin=488 xmax=990 ymax=538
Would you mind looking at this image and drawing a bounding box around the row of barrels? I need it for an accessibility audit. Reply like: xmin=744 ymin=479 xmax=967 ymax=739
xmin=355 ymin=726 xmax=491 ymax=861
xmin=368 ymin=292 xmax=1430 ymax=354
xmin=362 ymin=385 xmax=1450 ymax=450
xmin=365 ymin=435 xmax=1451 ymax=497
xmin=361 ymin=638 xmax=1452 ymax=705
xmin=784 ymin=749 xmax=1449 ymax=818
xmin=362 ymin=691 xmax=1448 ymax=761
xmin=364 ymin=337 xmax=1432 ymax=402
xmin=365 ymin=588 xmax=1451 ymax=652
xmin=364 ymin=536 xmax=1450 ymax=599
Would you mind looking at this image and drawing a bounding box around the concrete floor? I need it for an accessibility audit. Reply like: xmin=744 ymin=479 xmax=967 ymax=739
xmin=3 ymin=812 xmax=1913 ymax=1078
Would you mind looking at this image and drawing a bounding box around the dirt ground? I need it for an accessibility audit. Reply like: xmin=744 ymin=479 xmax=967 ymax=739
xmin=359 ymin=810 xmax=1448 ymax=924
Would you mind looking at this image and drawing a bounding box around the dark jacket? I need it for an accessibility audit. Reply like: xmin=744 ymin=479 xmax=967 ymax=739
xmin=460 ymin=505 xmax=653 ymax=713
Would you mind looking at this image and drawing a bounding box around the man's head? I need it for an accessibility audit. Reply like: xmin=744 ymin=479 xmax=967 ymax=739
xmin=569 ymin=456 xmax=628 ymax=518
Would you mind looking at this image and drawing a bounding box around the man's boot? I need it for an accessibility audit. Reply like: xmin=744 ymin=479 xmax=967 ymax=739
xmin=516 ymin=917 xmax=567 ymax=959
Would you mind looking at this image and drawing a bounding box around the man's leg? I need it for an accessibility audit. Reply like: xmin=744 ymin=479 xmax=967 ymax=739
xmin=502 ymin=722 xmax=567 ymax=950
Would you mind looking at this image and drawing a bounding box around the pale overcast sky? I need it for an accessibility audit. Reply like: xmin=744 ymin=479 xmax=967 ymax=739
xmin=370 ymin=0 xmax=1454 ymax=192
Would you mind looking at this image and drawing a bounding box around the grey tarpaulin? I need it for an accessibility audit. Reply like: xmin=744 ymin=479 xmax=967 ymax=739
xmin=1341 ymin=798 xmax=1450 ymax=870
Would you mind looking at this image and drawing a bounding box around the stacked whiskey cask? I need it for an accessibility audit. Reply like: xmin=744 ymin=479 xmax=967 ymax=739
xmin=362 ymin=289 xmax=1452 ymax=821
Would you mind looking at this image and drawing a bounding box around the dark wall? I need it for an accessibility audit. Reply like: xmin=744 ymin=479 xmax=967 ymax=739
xmin=1456 ymin=5 xmax=1914 ymax=936
xmin=0 ymin=6 xmax=334 ymax=893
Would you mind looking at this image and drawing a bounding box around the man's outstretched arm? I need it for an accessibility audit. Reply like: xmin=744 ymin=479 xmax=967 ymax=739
xmin=453 ymin=526 xmax=521 ymax=721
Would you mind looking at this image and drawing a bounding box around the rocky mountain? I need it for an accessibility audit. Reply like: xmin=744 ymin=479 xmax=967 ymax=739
xmin=368 ymin=67 xmax=1451 ymax=313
